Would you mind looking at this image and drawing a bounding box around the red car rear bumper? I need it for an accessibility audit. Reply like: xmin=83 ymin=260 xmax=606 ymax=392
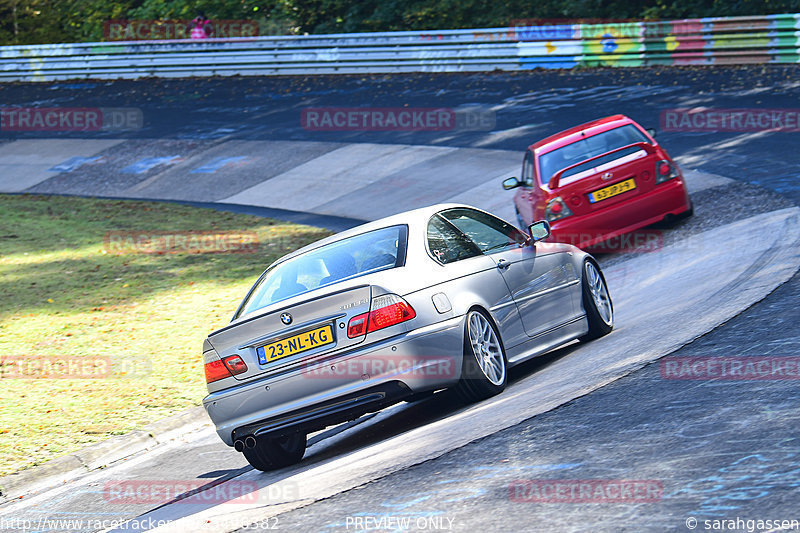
xmin=549 ymin=178 xmax=691 ymax=249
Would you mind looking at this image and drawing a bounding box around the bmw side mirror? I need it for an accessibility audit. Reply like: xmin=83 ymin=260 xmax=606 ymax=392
xmin=502 ymin=177 xmax=521 ymax=190
xmin=646 ymin=128 xmax=657 ymax=139
xmin=528 ymin=220 xmax=551 ymax=243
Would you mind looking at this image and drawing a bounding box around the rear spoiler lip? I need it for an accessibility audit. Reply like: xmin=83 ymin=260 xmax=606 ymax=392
xmin=547 ymin=142 xmax=656 ymax=190
xmin=207 ymin=283 xmax=371 ymax=339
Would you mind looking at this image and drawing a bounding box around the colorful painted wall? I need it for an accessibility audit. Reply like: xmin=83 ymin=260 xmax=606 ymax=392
xmin=516 ymin=13 xmax=800 ymax=69
xmin=1 ymin=13 xmax=798 ymax=81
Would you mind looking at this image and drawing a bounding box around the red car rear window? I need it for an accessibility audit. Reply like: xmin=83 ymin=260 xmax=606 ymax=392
xmin=538 ymin=124 xmax=649 ymax=184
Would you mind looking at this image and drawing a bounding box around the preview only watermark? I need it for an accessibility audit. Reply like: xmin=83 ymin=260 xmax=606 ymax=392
xmin=0 ymin=108 xmax=143 ymax=132
xmin=660 ymin=357 xmax=800 ymax=380
xmin=660 ymin=108 xmax=800 ymax=132
xmin=345 ymin=516 xmax=456 ymax=530
xmin=509 ymin=479 xmax=663 ymax=503
xmin=301 ymin=107 xmax=496 ymax=131
xmin=104 ymin=230 xmax=259 ymax=255
xmin=104 ymin=20 xmax=259 ymax=40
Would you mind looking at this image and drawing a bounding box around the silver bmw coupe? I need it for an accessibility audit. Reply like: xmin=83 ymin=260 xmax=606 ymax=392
xmin=202 ymin=204 xmax=613 ymax=470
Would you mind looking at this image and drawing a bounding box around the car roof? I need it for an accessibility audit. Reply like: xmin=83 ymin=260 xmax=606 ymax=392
xmin=276 ymin=202 xmax=468 ymax=263
xmin=530 ymin=114 xmax=636 ymax=155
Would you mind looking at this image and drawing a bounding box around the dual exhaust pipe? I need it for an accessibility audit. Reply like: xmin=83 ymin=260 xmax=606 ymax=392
xmin=233 ymin=435 xmax=257 ymax=452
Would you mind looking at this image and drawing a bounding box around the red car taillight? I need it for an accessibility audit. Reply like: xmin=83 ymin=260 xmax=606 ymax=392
xmin=656 ymin=159 xmax=678 ymax=184
xmin=545 ymin=196 xmax=573 ymax=222
xmin=347 ymin=294 xmax=416 ymax=338
xmin=204 ymin=354 xmax=248 ymax=383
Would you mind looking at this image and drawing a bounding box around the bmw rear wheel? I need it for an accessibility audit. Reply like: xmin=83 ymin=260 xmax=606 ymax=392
xmin=455 ymin=309 xmax=507 ymax=402
xmin=243 ymin=432 xmax=306 ymax=471
xmin=580 ymin=260 xmax=613 ymax=341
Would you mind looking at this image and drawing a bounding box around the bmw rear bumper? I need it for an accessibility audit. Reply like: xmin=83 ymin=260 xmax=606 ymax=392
xmin=203 ymin=315 xmax=464 ymax=446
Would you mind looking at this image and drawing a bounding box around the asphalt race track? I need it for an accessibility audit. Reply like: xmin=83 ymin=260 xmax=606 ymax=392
xmin=1 ymin=66 xmax=798 ymax=201
xmin=0 ymin=65 xmax=799 ymax=533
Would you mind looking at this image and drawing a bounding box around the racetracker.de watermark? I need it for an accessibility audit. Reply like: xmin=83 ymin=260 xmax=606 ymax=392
xmin=0 ymin=516 xmax=279 ymax=531
xmin=104 ymin=230 xmax=259 ymax=254
xmin=1 ymin=108 xmax=143 ymax=131
xmin=301 ymin=107 xmax=495 ymax=131
xmin=102 ymin=479 xmax=289 ymax=504
xmin=660 ymin=108 xmax=800 ymax=132
xmin=509 ymin=479 xmax=663 ymax=503
xmin=510 ymin=18 xmax=642 ymax=40
xmin=660 ymin=356 xmax=800 ymax=380
xmin=557 ymin=229 xmax=664 ymax=253
xmin=104 ymin=20 xmax=259 ymax=40
xmin=302 ymin=355 xmax=458 ymax=380
xmin=0 ymin=355 xmax=151 ymax=379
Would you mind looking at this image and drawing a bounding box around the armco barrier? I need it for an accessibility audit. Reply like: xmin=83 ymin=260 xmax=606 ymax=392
xmin=0 ymin=14 xmax=797 ymax=81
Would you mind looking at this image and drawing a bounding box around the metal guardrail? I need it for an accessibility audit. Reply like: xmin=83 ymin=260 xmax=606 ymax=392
xmin=0 ymin=14 xmax=797 ymax=81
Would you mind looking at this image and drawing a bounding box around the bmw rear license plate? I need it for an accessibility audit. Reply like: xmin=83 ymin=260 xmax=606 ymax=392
xmin=589 ymin=178 xmax=636 ymax=203
xmin=257 ymin=324 xmax=334 ymax=365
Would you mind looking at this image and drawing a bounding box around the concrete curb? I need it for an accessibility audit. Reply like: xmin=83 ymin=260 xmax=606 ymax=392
xmin=0 ymin=406 xmax=208 ymax=501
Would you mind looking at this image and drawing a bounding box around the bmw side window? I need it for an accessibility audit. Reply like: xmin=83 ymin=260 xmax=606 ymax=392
xmin=523 ymin=150 xmax=534 ymax=186
xmin=427 ymin=215 xmax=481 ymax=264
xmin=440 ymin=208 xmax=528 ymax=254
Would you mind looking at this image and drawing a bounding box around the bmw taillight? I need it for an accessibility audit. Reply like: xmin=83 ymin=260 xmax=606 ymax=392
xmin=656 ymin=159 xmax=678 ymax=184
xmin=545 ymin=196 xmax=574 ymax=222
xmin=347 ymin=294 xmax=416 ymax=338
xmin=204 ymin=352 xmax=248 ymax=383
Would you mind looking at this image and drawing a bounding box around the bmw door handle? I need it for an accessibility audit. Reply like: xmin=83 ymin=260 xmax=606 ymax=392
xmin=497 ymin=259 xmax=511 ymax=271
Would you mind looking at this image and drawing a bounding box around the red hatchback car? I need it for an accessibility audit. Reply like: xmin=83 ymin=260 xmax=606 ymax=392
xmin=504 ymin=115 xmax=692 ymax=250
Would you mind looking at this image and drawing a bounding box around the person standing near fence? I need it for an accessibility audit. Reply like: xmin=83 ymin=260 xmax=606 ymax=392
xmin=190 ymin=12 xmax=212 ymax=39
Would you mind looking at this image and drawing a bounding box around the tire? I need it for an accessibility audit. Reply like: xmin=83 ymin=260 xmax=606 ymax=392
xmin=579 ymin=260 xmax=614 ymax=341
xmin=242 ymin=432 xmax=306 ymax=471
xmin=454 ymin=309 xmax=508 ymax=403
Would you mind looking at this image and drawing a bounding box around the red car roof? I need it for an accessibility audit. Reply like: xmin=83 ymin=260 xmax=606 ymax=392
xmin=530 ymin=114 xmax=636 ymax=155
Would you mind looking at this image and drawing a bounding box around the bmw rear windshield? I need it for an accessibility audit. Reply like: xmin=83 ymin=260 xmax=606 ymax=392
xmin=234 ymin=225 xmax=408 ymax=319
xmin=538 ymin=124 xmax=650 ymax=184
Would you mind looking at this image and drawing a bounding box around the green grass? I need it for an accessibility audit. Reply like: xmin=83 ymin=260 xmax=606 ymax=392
xmin=0 ymin=194 xmax=330 ymax=476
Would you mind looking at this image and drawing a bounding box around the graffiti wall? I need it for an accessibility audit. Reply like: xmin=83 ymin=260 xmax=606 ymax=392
xmin=512 ymin=13 xmax=800 ymax=69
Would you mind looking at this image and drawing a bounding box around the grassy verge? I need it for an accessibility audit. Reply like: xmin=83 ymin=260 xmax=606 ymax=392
xmin=0 ymin=194 xmax=330 ymax=476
